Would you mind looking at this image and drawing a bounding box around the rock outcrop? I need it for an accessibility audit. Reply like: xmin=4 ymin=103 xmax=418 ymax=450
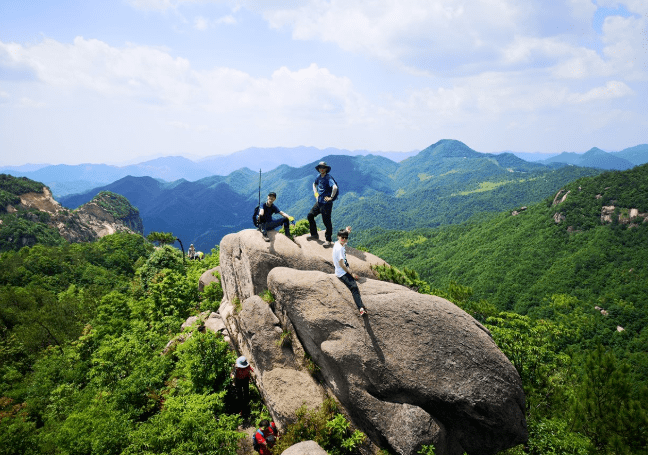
xmin=281 ymin=440 xmax=328 ymax=455
xmin=199 ymin=266 xmax=221 ymax=292
xmin=18 ymin=188 xmax=143 ymax=243
xmin=217 ymin=229 xmax=527 ymax=455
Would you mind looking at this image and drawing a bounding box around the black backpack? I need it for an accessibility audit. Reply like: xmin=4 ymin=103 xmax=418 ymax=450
xmin=252 ymin=206 xmax=260 ymax=227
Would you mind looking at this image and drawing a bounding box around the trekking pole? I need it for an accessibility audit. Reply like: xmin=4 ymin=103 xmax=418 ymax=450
xmin=258 ymin=169 xmax=261 ymax=208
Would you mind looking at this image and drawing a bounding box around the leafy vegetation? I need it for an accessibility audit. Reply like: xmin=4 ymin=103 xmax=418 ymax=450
xmin=0 ymin=174 xmax=46 ymax=197
xmin=0 ymin=234 xmax=246 ymax=455
xmin=90 ymin=191 xmax=138 ymax=220
xmin=271 ymin=398 xmax=367 ymax=455
xmin=364 ymin=164 xmax=648 ymax=454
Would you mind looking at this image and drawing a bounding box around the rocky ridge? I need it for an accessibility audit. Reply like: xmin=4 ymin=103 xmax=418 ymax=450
xmin=2 ymin=184 xmax=143 ymax=247
xmin=208 ymin=228 xmax=527 ymax=455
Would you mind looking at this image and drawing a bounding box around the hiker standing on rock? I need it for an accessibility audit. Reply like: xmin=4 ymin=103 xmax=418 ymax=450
xmin=307 ymin=161 xmax=338 ymax=247
xmin=231 ymin=356 xmax=253 ymax=416
xmin=258 ymin=192 xmax=293 ymax=242
xmin=333 ymin=227 xmax=367 ymax=316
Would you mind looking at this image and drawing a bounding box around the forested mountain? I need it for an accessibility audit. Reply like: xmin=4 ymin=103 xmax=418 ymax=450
xmin=5 ymin=142 xmax=646 ymax=199
xmin=613 ymin=144 xmax=648 ymax=166
xmin=540 ymin=147 xmax=639 ymax=170
xmin=0 ymin=175 xmax=143 ymax=252
xmin=361 ymin=162 xmax=648 ymax=311
xmin=0 ymin=146 xmax=418 ymax=198
xmin=361 ymin=164 xmax=648 ymax=454
xmin=60 ymin=140 xmax=605 ymax=252
xmin=2 ymin=158 xmax=648 ymax=454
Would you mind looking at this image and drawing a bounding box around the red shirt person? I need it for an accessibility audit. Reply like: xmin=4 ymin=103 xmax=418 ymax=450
xmin=254 ymin=419 xmax=278 ymax=455
xmin=232 ymin=356 xmax=254 ymax=416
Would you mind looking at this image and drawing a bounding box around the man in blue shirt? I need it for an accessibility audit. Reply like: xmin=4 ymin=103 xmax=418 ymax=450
xmin=307 ymin=161 xmax=338 ymax=246
xmin=258 ymin=192 xmax=293 ymax=242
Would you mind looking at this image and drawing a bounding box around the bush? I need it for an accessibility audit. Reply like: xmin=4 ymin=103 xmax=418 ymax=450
xmin=271 ymin=398 xmax=366 ymax=455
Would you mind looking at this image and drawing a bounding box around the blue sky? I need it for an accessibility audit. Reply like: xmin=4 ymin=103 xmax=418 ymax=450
xmin=1 ymin=0 xmax=646 ymax=165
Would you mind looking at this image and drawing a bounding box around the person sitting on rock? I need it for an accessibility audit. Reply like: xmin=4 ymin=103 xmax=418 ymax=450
xmin=258 ymin=192 xmax=293 ymax=242
xmin=188 ymin=244 xmax=196 ymax=259
xmin=254 ymin=419 xmax=278 ymax=455
xmin=332 ymin=227 xmax=367 ymax=316
xmin=231 ymin=356 xmax=254 ymax=416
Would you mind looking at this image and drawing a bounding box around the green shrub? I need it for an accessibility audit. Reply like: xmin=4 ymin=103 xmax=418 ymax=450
xmin=271 ymin=398 xmax=366 ymax=455
xmin=260 ymin=289 xmax=275 ymax=303
xmin=276 ymin=329 xmax=292 ymax=348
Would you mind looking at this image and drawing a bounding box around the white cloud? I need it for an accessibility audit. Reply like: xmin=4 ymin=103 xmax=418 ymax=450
xmin=126 ymin=0 xmax=192 ymax=12
xmin=193 ymin=14 xmax=236 ymax=30
xmin=194 ymin=16 xmax=210 ymax=30
xmin=168 ymin=120 xmax=210 ymax=131
xmin=18 ymin=97 xmax=46 ymax=108
xmin=567 ymin=80 xmax=634 ymax=103
xmin=0 ymin=37 xmax=196 ymax=104
xmin=263 ymin=0 xmax=527 ymax=66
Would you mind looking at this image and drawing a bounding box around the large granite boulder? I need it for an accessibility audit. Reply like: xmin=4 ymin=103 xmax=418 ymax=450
xmin=267 ymin=268 xmax=527 ymax=455
xmin=217 ymin=230 xmax=527 ymax=455
xmin=222 ymin=295 xmax=325 ymax=430
xmin=219 ymin=229 xmax=386 ymax=303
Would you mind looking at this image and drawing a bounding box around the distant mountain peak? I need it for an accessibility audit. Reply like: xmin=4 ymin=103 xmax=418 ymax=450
xmin=422 ymin=139 xmax=481 ymax=158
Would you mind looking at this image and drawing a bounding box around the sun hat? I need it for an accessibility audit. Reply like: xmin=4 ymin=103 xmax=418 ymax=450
xmin=236 ymin=356 xmax=249 ymax=368
xmin=315 ymin=161 xmax=331 ymax=172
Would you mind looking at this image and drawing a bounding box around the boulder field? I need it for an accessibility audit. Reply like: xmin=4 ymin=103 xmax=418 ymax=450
xmin=214 ymin=229 xmax=527 ymax=455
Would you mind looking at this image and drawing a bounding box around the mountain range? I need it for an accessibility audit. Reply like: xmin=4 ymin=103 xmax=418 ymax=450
xmin=3 ymin=143 xmax=646 ymax=199
xmin=0 ymin=146 xmax=419 ymax=198
xmin=59 ymin=139 xmax=606 ymax=252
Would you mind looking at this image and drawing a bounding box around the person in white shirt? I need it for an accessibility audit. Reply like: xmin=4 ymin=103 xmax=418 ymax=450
xmin=332 ymin=227 xmax=367 ymax=316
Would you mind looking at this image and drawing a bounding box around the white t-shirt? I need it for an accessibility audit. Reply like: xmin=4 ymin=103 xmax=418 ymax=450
xmin=332 ymin=241 xmax=347 ymax=277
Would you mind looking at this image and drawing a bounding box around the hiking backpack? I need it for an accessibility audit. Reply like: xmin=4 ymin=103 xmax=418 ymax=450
xmin=252 ymin=423 xmax=277 ymax=452
xmin=252 ymin=429 xmax=263 ymax=452
xmin=252 ymin=206 xmax=260 ymax=227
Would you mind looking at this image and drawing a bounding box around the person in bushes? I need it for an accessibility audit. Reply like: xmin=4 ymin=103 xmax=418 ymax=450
xmin=258 ymin=192 xmax=293 ymax=242
xmin=333 ymin=226 xmax=367 ymax=316
xmin=254 ymin=419 xmax=278 ymax=454
xmin=231 ymin=356 xmax=254 ymax=416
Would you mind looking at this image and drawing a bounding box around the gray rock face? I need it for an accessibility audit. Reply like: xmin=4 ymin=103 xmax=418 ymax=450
xmin=217 ymin=230 xmax=527 ymax=455
xmin=281 ymin=440 xmax=328 ymax=455
xmin=199 ymin=266 xmax=221 ymax=292
xmin=219 ymin=229 xmax=386 ymax=304
xmin=267 ymin=268 xmax=526 ymax=455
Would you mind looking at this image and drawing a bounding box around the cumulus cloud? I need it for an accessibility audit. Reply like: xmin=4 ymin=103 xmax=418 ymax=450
xmin=0 ymin=37 xmax=369 ymax=127
xmin=193 ymin=14 xmax=236 ymax=29
xmin=568 ymin=80 xmax=634 ymax=103
xmin=263 ymin=0 xmax=526 ymax=66
xmin=0 ymin=37 xmax=196 ymax=104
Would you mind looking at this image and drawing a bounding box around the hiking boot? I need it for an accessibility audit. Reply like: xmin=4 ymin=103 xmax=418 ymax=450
xmin=324 ymin=240 xmax=333 ymax=247
xmin=307 ymin=235 xmax=319 ymax=241
xmin=262 ymin=233 xmax=270 ymax=242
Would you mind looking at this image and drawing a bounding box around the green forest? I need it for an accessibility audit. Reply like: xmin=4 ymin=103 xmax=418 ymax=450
xmin=362 ymin=165 xmax=648 ymax=454
xmin=1 ymin=163 xmax=647 ymax=454
xmin=0 ymin=234 xmax=248 ymax=454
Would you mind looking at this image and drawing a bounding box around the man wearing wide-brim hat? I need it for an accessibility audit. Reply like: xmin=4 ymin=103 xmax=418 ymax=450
xmin=307 ymin=161 xmax=338 ymax=246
